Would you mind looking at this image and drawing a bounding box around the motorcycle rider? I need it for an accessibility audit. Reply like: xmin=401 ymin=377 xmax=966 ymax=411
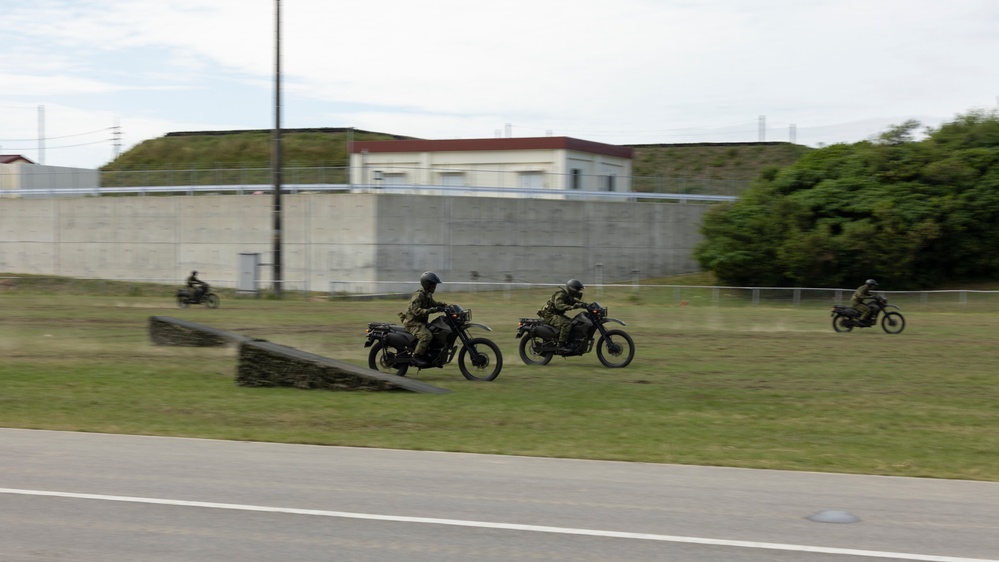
xmin=539 ymin=279 xmax=586 ymax=352
xmin=399 ymin=272 xmax=449 ymax=368
xmin=186 ymin=270 xmax=208 ymax=301
xmin=852 ymin=278 xmax=878 ymax=324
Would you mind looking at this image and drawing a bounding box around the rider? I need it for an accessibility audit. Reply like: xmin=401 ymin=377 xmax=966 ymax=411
xmin=399 ymin=272 xmax=449 ymax=368
xmin=851 ymin=278 xmax=878 ymax=324
xmin=186 ymin=270 xmax=208 ymax=301
xmin=539 ymin=279 xmax=586 ymax=352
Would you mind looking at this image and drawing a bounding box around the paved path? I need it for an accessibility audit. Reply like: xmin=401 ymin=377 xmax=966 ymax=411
xmin=1 ymin=429 xmax=996 ymax=561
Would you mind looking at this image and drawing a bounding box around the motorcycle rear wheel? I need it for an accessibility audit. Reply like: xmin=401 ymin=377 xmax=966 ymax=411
xmin=204 ymin=293 xmax=220 ymax=309
xmin=518 ymin=335 xmax=553 ymax=366
xmin=832 ymin=314 xmax=854 ymax=333
xmin=367 ymin=340 xmax=409 ymax=377
xmin=177 ymin=296 xmax=190 ymax=309
xmin=596 ymin=329 xmax=635 ymax=368
xmin=881 ymin=311 xmax=905 ymax=334
xmin=458 ymin=337 xmax=502 ymax=381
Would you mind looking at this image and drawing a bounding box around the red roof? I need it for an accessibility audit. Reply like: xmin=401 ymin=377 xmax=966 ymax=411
xmin=351 ymin=137 xmax=633 ymax=159
xmin=0 ymin=155 xmax=35 ymax=164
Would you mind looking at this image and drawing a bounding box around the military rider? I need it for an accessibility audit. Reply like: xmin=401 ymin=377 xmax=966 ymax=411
xmin=851 ymin=278 xmax=878 ymax=324
xmin=186 ymin=270 xmax=207 ymax=301
xmin=400 ymin=272 xmax=449 ymax=368
xmin=539 ymin=279 xmax=586 ymax=352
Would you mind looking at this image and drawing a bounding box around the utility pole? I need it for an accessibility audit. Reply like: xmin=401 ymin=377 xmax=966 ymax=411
xmin=272 ymin=0 xmax=283 ymax=296
xmin=38 ymin=105 xmax=45 ymax=164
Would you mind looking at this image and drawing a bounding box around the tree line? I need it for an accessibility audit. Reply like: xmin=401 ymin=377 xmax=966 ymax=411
xmin=695 ymin=110 xmax=999 ymax=290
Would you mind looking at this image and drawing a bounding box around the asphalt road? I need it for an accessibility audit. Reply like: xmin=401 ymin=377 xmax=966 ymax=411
xmin=1 ymin=429 xmax=997 ymax=562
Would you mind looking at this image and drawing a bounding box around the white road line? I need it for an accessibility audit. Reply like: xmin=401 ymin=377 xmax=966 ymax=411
xmin=2 ymin=487 xmax=995 ymax=562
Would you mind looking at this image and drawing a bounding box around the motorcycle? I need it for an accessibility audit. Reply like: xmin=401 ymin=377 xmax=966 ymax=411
xmin=364 ymin=304 xmax=503 ymax=381
xmin=176 ymin=283 xmax=221 ymax=309
xmin=831 ymin=294 xmax=905 ymax=334
xmin=516 ymin=301 xmax=635 ymax=368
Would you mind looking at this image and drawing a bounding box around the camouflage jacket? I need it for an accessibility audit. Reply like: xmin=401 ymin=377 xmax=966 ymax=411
xmin=538 ymin=288 xmax=580 ymax=318
xmin=399 ymin=289 xmax=448 ymax=326
xmin=851 ymin=284 xmax=873 ymax=306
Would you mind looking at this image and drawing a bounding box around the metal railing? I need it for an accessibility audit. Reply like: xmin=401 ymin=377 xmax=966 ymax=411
xmin=0 ymin=183 xmax=735 ymax=203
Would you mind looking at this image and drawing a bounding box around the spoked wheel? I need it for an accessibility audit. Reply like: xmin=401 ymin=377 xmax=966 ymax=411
xmin=832 ymin=314 xmax=854 ymax=333
xmin=881 ymin=311 xmax=906 ymax=334
xmin=596 ymin=329 xmax=635 ymax=368
xmin=204 ymin=294 xmax=221 ymax=309
xmin=458 ymin=337 xmax=503 ymax=381
xmin=177 ymin=297 xmax=190 ymax=309
xmin=367 ymin=341 xmax=410 ymax=377
xmin=518 ymin=335 xmax=553 ymax=366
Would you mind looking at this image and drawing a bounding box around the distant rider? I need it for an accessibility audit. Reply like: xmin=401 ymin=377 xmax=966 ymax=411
xmin=539 ymin=279 xmax=586 ymax=352
xmin=186 ymin=270 xmax=208 ymax=301
xmin=399 ymin=272 xmax=449 ymax=368
xmin=851 ymin=279 xmax=878 ymax=324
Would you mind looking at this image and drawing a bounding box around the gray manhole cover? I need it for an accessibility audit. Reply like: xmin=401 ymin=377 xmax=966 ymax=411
xmin=807 ymin=510 xmax=861 ymax=523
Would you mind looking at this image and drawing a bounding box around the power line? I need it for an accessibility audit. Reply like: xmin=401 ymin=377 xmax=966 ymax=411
xmin=1 ymin=138 xmax=111 ymax=151
xmin=0 ymin=127 xmax=113 ymax=142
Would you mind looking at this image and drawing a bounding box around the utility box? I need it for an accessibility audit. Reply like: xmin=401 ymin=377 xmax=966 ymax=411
xmin=238 ymin=253 xmax=260 ymax=295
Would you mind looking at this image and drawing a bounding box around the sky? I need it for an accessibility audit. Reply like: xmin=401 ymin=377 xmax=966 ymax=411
xmin=1 ymin=0 xmax=997 ymax=169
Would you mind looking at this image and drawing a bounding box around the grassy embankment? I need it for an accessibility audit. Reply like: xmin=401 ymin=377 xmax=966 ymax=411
xmin=2 ymin=275 xmax=997 ymax=482
xmin=101 ymin=129 xmax=811 ymax=194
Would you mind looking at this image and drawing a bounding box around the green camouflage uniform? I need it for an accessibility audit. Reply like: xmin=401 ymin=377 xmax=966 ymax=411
xmin=851 ymin=284 xmax=873 ymax=321
xmin=399 ymin=288 xmax=448 ymax=355
xmin=539 ymin=288 xmax=582 ymax=344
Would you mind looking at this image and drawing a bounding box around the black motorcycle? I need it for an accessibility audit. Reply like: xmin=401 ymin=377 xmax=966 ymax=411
xmin=364 ymin=304 xmax=503 ymax=381
xmin=831 ymin=294 xmax=905 ymax=334
xmin=176 ymin=283 xmax=220 ymax=309
xmin=516 ymin=301 xmax=635 ymax=368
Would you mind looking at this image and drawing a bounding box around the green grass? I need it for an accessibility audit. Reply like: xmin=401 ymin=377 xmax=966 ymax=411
xmin=2 ymin=282 xmax=998 ymax=481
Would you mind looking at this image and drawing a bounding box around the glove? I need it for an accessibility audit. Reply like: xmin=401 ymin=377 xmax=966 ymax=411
xmin=575 ymin=303 xmax=587 ymax=309
xmin=435 ymin=305 xmax=447 ymax=312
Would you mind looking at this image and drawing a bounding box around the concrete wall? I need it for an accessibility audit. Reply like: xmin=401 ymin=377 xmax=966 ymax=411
xmin=0 ymin=193 xmax=708 ymax=293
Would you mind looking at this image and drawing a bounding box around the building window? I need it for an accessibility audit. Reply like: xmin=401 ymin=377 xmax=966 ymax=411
xmin=571 ymin=169 xmax=582 ymax=190
xmin=440 ymin=172 xmax=465 ymax=187
xmin=383 ymin=173 xmax=406 ymax=185
xmin=518 ymin=171 xmax=544 ymax=189
xmin=604 ymin=174 xmax=616 ymax=192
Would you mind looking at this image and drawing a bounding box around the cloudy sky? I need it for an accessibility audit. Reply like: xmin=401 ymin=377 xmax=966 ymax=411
xmin=1 ymin=0 xmax=996 ymax=169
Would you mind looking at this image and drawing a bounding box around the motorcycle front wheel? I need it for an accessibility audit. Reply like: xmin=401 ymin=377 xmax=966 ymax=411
xmin=832 ymin=314 xmax=854 ymax=333
xmin=367 ymin=340 xmax=410 ymax=377
xmin=881 ymin=311 xmax=905 ymax=334
xmin=458 ymin=337 xmax=502 ymax=381
xmin=204 ymin=294 xmax=221 ymax=309
xmin=596 ymin=329 xmax=635 ymax=368
xmin=518 ymin=334 xmax=553 ymax=366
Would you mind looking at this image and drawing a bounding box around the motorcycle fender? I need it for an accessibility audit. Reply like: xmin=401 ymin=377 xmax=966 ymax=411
xmin=885 ymin=304 xmax=901 ymax=310
xmin=603 ymin=317 xmax=627 ymax=327
xmin=466 ymin=322 xmax=493 ymax=332
xmin=364 ymin=339 xmax=374 ymax=348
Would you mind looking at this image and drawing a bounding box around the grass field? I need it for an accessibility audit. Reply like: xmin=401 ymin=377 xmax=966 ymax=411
xmin=2 ymin=279 xmax=997 ymax=482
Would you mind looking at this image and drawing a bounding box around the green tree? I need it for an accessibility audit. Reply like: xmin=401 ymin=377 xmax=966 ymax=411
xmin=695 ymin=110 xmax=999 ymax=289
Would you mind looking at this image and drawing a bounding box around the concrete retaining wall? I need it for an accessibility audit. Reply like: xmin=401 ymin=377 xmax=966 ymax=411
xmin=0 ymin=193 xmax=709 ymax=292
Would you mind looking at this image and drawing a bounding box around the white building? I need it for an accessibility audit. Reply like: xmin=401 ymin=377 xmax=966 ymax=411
xmin=0 ymin=155 xmax=100 ymax=197
xmin=348 ymin=137 xmax=633 ymax=195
